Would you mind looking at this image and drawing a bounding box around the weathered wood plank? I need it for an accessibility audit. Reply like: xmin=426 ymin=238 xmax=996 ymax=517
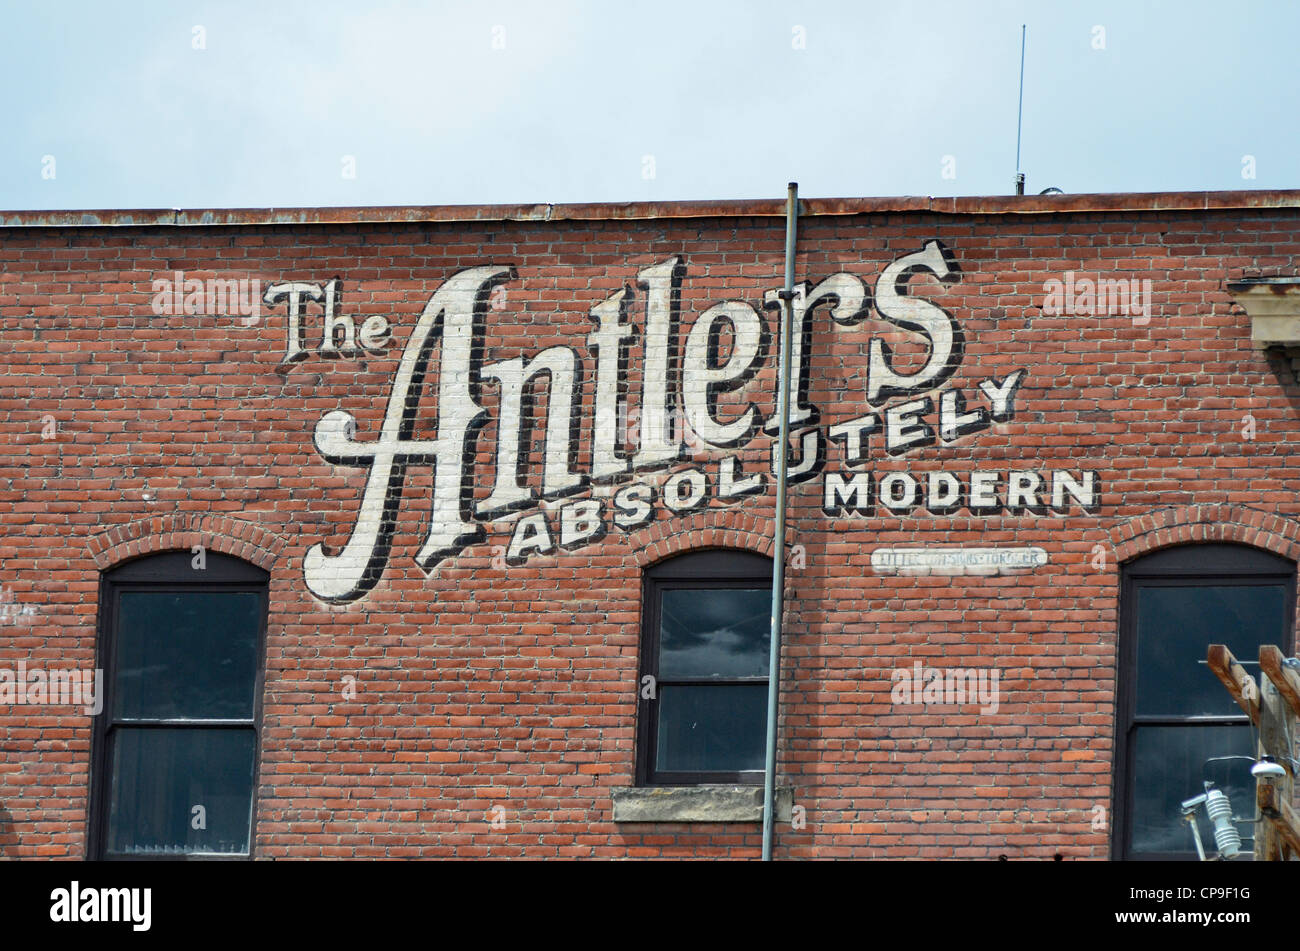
xmin=1259 ymin=645 xmax=1300 ymax=719
xmin=1207 ymin=644 xmax=1260 ymax=724
xmin=1257 ymin=783 xmax=1300 ymax=858
xmin=1255 ymin=656 xmax=1296 ymax=862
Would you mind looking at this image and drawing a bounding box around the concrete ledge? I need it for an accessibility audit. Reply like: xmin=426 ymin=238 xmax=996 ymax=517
xmin=1227 ymin=277 xmax=1300 ymax=348
xmin=8 ymin=189 xmax=1300 ymax=230
xmin=611 ymin=785 xmax=793 ymax=823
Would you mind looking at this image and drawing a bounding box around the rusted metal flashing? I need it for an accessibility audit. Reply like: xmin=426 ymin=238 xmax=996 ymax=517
xmin=4 ymin=189 xmax=1300 ymax=229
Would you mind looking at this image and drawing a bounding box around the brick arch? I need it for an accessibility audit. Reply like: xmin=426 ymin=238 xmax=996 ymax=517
xmin=1108 ymin=504 xmax=1300 ymax=565
xmin=87 ymin=512 xmax=288 ymax=572
xmin=628 ymin=507 xmax=776 ymax=568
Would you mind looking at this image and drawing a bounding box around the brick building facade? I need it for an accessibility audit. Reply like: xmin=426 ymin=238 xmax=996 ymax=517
xmin=3 ymin=191 xmax=1299 ymax=859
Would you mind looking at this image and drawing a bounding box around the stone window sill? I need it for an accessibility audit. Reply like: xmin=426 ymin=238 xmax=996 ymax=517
xmin=611 ymin=785 xmax=793 ymax=823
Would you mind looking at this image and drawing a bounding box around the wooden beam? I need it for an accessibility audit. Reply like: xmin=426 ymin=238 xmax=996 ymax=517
xmin=1260 ymin=645 xmax=1300 ymax=719
xmin=1255 ymin=668 xmax=1297 ymax=861
xmin=1257 ymin=783 xmax=1300 ymax=857
xmin=1207 ymin=644 xmax=1260 ymax=725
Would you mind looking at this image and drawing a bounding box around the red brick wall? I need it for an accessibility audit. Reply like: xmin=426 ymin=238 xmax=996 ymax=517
xmin=3 ymin=204 xmax=1299 ymax=858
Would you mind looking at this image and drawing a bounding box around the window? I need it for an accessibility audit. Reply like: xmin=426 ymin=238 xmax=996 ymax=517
xmin=637 ymin=550 xmax=773 ymax=785
xmin=1113 ymin=543 xmax=1295 ymax=860
xmin=89 ymin=551 xmax=268 ymax=859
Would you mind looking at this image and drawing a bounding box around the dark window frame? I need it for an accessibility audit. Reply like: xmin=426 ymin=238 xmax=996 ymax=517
xmin=636 ymin=548 xmax=773 ymax=786
xmin=1111 ymin=543 xmax=1295 ymax=861
xmin=87 ymin=550 xmax=269 ymax=861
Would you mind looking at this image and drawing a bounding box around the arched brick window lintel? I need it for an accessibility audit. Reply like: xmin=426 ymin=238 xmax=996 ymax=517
xmin=628 ymin=516 xmax=776 ymax=570
xmin=88 ymin=513 xmax=286 ymax=573
xmin=1109 ymin=505 xmax=1300 ymax=565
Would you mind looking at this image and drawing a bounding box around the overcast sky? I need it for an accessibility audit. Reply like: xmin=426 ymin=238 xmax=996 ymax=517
xmin=4 ymin=0 xmax=1296 ymax=210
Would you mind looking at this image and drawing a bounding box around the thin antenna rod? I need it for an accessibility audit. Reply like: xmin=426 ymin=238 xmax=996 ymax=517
xmin=1015 ymin=24 xmax=1026 ymax=194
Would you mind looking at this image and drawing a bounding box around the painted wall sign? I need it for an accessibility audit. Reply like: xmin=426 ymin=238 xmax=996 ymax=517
xmin=255 ymin=242 xmax=1100 ymax=602
xmin=870 ymin=546 xmax=1050 ymax=575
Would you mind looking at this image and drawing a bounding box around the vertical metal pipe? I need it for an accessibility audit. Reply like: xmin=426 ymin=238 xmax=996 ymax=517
xmin=1014 ymin=24 xmax=1026 ymax=195
xmin=762 ymin=182 xmax=798 ymax=861
xmin=1015 ymin=25 xmax=1026 ymax=167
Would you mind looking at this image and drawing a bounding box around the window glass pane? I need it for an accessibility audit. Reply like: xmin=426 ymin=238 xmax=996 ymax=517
xmin=656 ymin=684 xmax=767 ymax=773
xmin=1136 ymin=584 xmax=1286 ymax=716
xmin=106 ymin=727 xmax=255 ymax=855
xmin=659 ymin=587 xmax=770 ymax=678
xmin=1130 ymin=724 xmax=1254 ymax=856
xmin=114 ymin=591 xmax=261 ymax=719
